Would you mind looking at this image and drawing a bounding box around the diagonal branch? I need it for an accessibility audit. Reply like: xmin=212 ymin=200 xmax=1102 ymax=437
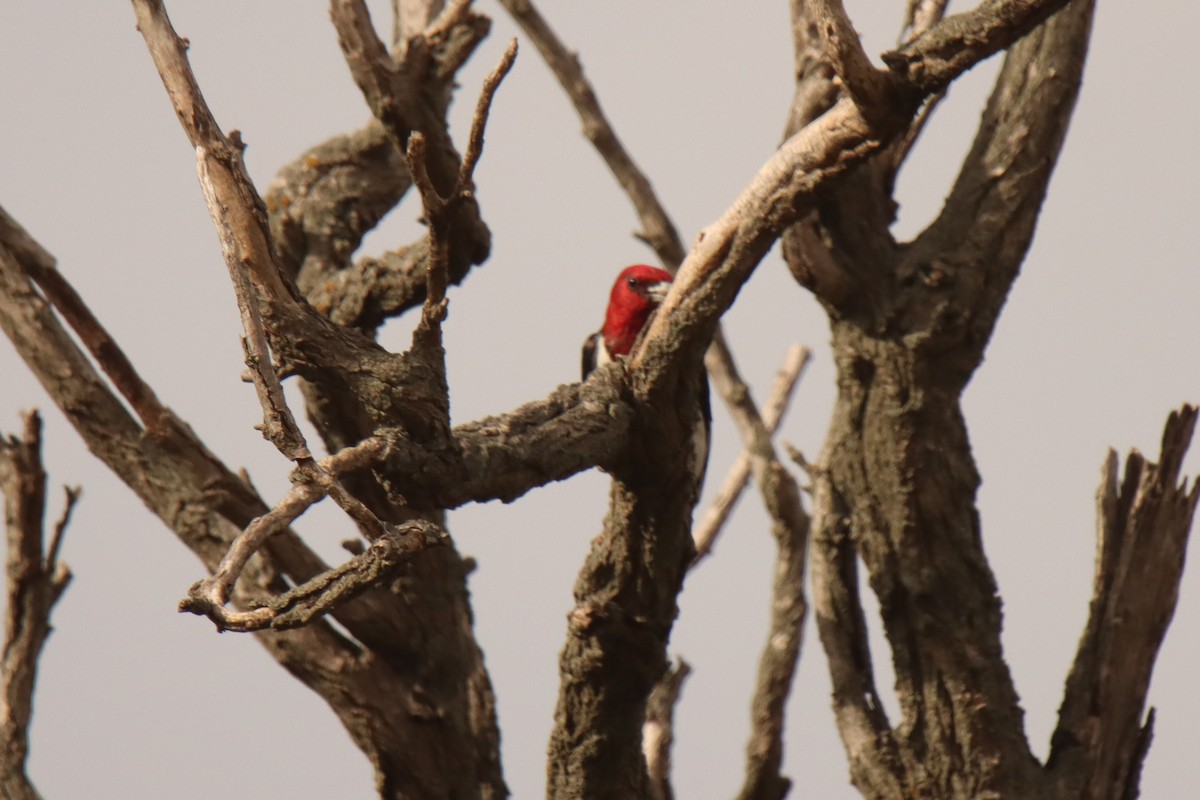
xmin=809 ymin=0 xmax=899 ymax=122
xmin=133 ymin=0 xmax=294 ymax=303
xmin=0 ymin=205 xmax=484 ymax=790
xmin=882 ymin=0 xmax=1073 ymax=92
xmin=497 ymin=0 xmax=686 ymax=265
xmin=906 ymin=0 xmax=1096 ymax=353
xmin=0 ymin=209 xmax=170 ymax=433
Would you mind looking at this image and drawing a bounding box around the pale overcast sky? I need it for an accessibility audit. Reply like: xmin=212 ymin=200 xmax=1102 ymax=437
xmin=1 ymin=2 xmax=1197 ymax=798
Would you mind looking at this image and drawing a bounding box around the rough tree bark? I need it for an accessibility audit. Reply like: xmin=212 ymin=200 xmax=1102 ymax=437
xmin=0 ymin=413 xmax=75 ymax=800
xmin=0 ymin=1 xmax=1194 ymax=800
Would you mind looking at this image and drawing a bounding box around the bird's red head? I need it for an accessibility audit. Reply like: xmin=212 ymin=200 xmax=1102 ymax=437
xmin=602 ymin=265 xmax=674 ymax=358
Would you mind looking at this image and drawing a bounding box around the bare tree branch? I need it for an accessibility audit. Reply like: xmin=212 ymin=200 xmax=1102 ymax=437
xmin=643 ymin=659 xmax=691 ymax=800
xmin=809 ymin=465 xmax=907 ymax=798
xmin=700 ymin=339 xmax=812 ymax=800
xmin=329 ymin=0 xmax=490 ymax=265
xmin=195 ymin=92 xmax=519 ymax=632
xmin=181 ymin=436 xmax=392 ymax=624
xmin=0 ymin=212 xmax=170 ymax=433
xmin=882 ymin=0 xmax=1073 ymax=92
xmin=693 ymin=344 xmax=811 ymax=563
xmin=809 ymin=0 xmax=897 ymax=121
xmin=185 ymin=518 xmax=450 ymax=633
xmin=0 ymin=206 xmax=501 ymax=797
xmin=133 ymin=0 xmax=294 ymax=303
xmin=405 ymin=39 xmax=517 ymax=333
xmin=1047 ymin=405 xmax=1200 ymax=798
xmin=0 ymin=412 xmax=76 ymax=800
xmin=497 ymin=0 xmax=686 ymax=265
xmin=900 ymin=0 xmax=950 ymax=44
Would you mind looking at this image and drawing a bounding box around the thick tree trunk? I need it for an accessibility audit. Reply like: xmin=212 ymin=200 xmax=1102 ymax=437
xmin=813 ymin=327 xmax=1039 ymax=798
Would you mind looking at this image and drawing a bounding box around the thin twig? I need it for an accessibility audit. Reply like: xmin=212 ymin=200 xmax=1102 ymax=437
xmin=182 ymin=435 xmax=391 ymax=619
xmin=459 ymin=39 xmax=518 ymax=189
xmin=46 ymin=485 xmax=80 ymax=575
xmin=889 ymin=0 xmax=952 ymax=177
xmin=888 ymin=89 xmax=947 ymax=175
xmin=406 ymin=41 xmax=518 ymax=327
xmin=183 ymin=519 xmax=449 ymax=632
xmin=497 ymin=0 xmax=686 ymax=265
xmin=701 ymin=338 xmax=813 ymax=800
xmin=222 ymin=251 xmax=308 ymax=461
xmin=692 ymin=345 xmax=811 ymax=564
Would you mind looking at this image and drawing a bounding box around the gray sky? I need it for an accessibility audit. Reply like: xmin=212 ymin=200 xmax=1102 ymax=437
xmin=1 ymin=1 xmax=1197 ymax=798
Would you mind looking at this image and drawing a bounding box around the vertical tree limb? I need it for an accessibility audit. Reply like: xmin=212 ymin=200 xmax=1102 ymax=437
xmin=1047 ymin=405 xmax=1200 ymax=798
xmin=0 ymin=412 xmax=75 ymax=800
xmin=643 ymin=659 xmax=691 ymax=800
xmin=797 ymin=1 xmax=1099 ymax=797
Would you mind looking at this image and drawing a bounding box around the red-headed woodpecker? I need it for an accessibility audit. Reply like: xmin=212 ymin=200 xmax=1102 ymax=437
xmin=582 ymin=264 xmax=710 ymax=492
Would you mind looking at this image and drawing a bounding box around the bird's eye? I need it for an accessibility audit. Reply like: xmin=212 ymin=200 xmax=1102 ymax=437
xmin=626 ymin=276 xmax=639 ymax=288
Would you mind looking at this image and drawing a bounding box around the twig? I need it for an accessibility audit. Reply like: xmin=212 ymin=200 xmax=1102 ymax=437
xmin=459 ymin=39 xmax=518 ymax=190
xmin=692 ymin=345 xmax=811 ymax=563
xmin=223 ymin=241 xmax=308 ymax=461
xmin=132 ymin=0 xmax=293 ymax=302
xmin=405 ymin=40 xmax=517 ymax=329
xmin=643 ymin=659 xmax=692 ymax=800
xmin=183 ymin=519 xmax=449 ymax=632
xmin=497 ymin=0 xmax=686 ymax=265
xmin=45 ymin=485 xmax=80 ymax=577
xmin=887 ymin=88 xmax=947 ymax=176
xmin=181 ymin=435 xmax=392 ymax=622
xmin=0 ymin=411 xmax=75 ymax=800
xmin=888 ymin=0 xmax=952 ymax=179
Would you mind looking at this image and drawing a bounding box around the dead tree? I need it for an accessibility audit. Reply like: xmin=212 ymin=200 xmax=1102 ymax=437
xmin=0 ymin=1 xmax=1194 ymax=799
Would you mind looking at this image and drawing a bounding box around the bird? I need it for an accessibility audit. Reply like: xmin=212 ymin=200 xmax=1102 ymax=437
xmin=581 ymin=264 xmax=675 ymax=380
xmin=582 ymin=264 xmax=710 ymax=494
